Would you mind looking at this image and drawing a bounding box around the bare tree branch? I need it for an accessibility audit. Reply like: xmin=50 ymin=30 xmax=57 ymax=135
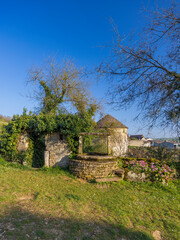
xmin=27 ymin=59 xmax=99 ymax=115
xmin=97 ymin=2 xmax=180 ymax=133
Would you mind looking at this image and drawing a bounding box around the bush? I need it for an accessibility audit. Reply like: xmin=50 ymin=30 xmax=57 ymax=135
xmin=127 ymin=146 xmax=177 ymax=162
xmin=0 ymin=109 xmax=95 ymax=167
xmin=120 ymin=158 xmax=174 ymax=182
xmin=0 ymin=155 xmax=31 ymax=170
xmin=147 ymin=146 xmax=177 ymax=163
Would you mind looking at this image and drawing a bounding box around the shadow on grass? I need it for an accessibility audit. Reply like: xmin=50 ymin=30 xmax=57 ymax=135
xmin=0 ymin=206 xmax=154 ymax=240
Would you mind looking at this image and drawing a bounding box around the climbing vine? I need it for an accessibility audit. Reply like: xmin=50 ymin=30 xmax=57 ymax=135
xmin=0 ymin=108 xmax=95 ymax=167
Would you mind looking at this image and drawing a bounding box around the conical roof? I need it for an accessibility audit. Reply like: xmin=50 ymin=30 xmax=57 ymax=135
xmin=96 ymin=114 xmax=128 ymax=129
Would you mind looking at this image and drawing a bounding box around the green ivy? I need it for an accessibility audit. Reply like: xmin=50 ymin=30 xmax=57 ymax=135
xmin=0 ymin=108 xmax=95 ymax=167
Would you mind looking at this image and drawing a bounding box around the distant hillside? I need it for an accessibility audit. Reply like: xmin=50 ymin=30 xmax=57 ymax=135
xmin=0 ymin=115 xmax=11 ymax=122
xmin=0 ymin=115 xmax=11 ymax=134
xmin=154 ymin=137 xmax=179 ymax=142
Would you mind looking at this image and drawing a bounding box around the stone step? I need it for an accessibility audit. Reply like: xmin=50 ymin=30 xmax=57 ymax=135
xmin=95 ymin=177 xmax=123 ymax=183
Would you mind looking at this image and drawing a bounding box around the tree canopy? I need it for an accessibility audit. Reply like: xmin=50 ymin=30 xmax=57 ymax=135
xmin=28 ymin=59 xmax=98 ymax=115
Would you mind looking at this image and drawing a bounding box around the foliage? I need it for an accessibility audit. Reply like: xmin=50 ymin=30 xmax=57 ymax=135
xmin=0 ymin=115 xmax=11 ymax=135
xmin=0 ymin=111 xmax=34 ymax=165
xmin=98 ymin=2 xmax=180 ymax=130
xmin=28 ymin=59 xmax=99 ymax=115
xmin=127 ymin=146 xmax=177 ymax=163
xmin=120 ymin=156 xmax=160 ymax=164
xmin=149 ymin=162 xmax=173 ymax=182
xmin=0 ymin=155 xmax=32 ymax=170
xmin=85 ymin=142 xmax=107 ymax=155
xmin=121 ymin=158 xmax=173 ymax=182
xmin=83 ymin=135 xmax=108 ymax=155
xmin=147 ymin=146 xmax=176 ymax=163
xmin=0 ymin=107 xmax=95 ymax=167
xmin=0 ymin=114 xmax=11 ymax=122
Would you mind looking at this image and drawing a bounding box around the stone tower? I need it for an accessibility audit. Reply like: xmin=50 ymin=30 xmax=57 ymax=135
xmin=96 ymin=114 xmax=128 ymax=156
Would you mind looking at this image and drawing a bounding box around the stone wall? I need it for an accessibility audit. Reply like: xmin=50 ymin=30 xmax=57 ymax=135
xmin=17 ymin=133 xmax=29 ymax=152
xmin=69 ymin=158 xmax=118 ymax=180
xmin=129 ymin=140 xmax=150 ymax=147
xmin=109 ymin=128 xmax=128 ymax=156
xmin=44 ymin=132 xmax=70 ymax=168
xmin=129 ymin=140 xmax=144 ymax=147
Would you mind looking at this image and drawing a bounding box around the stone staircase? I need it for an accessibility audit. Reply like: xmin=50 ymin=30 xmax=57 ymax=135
xmin=95 ymin=168 xmax=124 ymax=183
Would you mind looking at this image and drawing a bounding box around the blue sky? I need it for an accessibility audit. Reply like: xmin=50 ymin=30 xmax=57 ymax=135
xmin=0 ymin=0 xmax=175 ymax=138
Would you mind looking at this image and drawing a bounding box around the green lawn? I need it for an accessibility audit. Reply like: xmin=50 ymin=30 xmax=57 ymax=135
xmin=0 ymin=158 xmax=179 ymax=240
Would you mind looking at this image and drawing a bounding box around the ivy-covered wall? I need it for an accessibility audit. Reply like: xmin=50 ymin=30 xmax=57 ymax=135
xmin=0 ymin=109 xmax=95 ymax=167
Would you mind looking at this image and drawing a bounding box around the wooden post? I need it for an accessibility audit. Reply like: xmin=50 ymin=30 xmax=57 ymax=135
xmin=78 ymin=136 xmax=83 ymax=154
xmin=107 ymin=135 xmax=111 ymax=155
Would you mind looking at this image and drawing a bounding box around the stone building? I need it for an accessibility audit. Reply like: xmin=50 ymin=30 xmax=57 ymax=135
xmin=96 ymin=114 xmax=128 ymax=156
xmin=129 ymin=139 xmax=151 ymax=147
xmin=129 ymin=135 xmax=151 ymax=147
xmin=44 ymin=115 xmax=128 ymax=168
xmin=44 ymin=132 xmax=70 ymax=168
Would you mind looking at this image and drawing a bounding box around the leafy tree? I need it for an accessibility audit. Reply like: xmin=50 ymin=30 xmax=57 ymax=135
xmin=98 ymin=2 xmax=180 ymax=132
xmin=0 ymin=59 xmax=99 ymax=166
xmin=28 ymin=59 xmax=98 ymax=115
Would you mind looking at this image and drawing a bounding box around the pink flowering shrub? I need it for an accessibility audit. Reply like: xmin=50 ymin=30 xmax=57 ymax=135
xmin=149 ymin=163 xmax=172 ymax=182
xmin=125 ymin=160 xmax=149 ymax=173
xmin=122 ymin=159 xmax=173 ymax=182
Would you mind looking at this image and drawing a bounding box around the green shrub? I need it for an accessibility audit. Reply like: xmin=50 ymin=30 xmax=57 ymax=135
xmin=0 ymin=154 xmax=31 ymax=170
xmin=83 ymin=135 xmax=108 ymax=155
xmin=84 ymin=142 xmax=107 ymax=155
xmin=119 ymin=157 xmax=174 ymax=182
xmin=147 ymin=146 xmax=176 ymax=162
xmin=127 ymin=146 xmax=177 ymax=163
xmin=0 ymin=108 xmax=95 ymax=167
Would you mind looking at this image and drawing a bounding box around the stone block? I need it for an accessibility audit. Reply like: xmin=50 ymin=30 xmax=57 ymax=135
xmin=17 ymin=133 xmax=29 ymax=152
xmin=125 ymin=170 xmax=148 ymax=182
xmin=44 ymin=151 xmax=50 ymax=167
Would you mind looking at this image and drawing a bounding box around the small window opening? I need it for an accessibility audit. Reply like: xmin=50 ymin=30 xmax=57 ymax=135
xmin=59 ymin=134 xmax=63 ymax=141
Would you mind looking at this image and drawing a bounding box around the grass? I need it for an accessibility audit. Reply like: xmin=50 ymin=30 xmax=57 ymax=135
xmin=0 ymin=156 xmax=180 ymax=240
